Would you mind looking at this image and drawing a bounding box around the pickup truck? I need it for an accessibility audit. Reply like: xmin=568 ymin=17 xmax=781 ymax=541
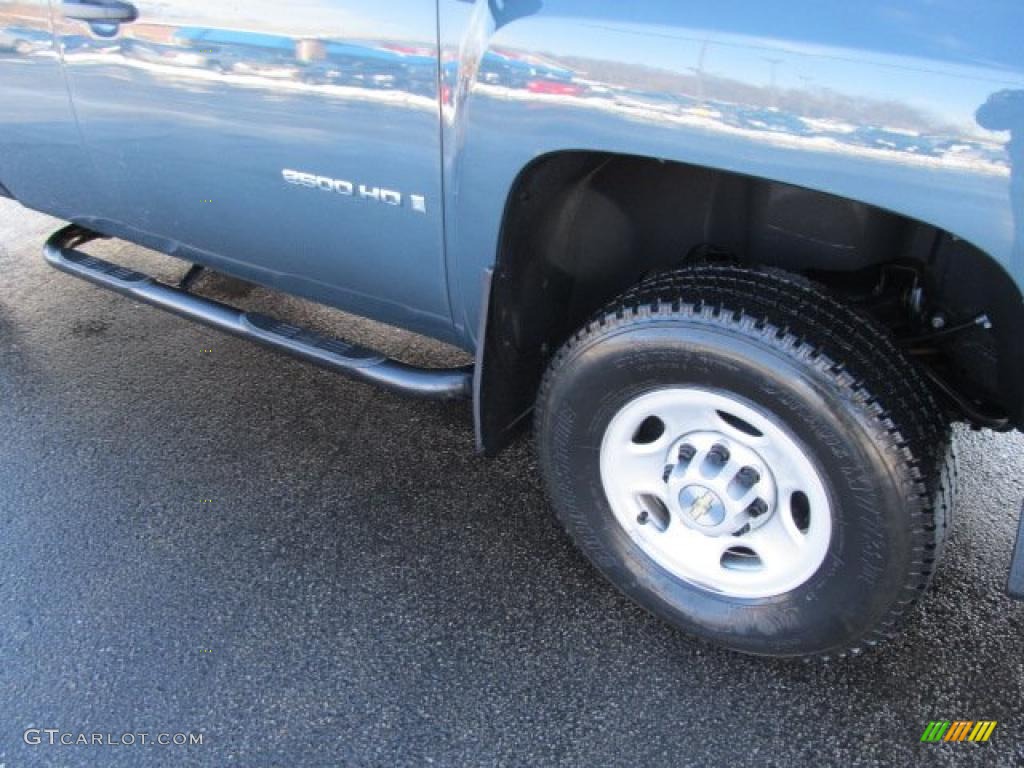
xmin=2 ymin=0 xmax=1022 ymax=658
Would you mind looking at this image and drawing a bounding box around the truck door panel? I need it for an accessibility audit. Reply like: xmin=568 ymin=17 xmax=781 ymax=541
xmin=54 ymin=2 xmax=452 ymax=340
xmin=0 ymin=1 xmax=95 ymax=218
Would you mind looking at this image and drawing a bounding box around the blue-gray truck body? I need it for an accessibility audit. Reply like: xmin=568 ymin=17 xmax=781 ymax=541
xmin=0 ymin=3 xmax=1020 ymax=342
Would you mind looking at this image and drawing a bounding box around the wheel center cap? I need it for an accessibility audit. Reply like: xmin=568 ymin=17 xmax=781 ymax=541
xmin=678 ymin=485 xmax=726 ymax=528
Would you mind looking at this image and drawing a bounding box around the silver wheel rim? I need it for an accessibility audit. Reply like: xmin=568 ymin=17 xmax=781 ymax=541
xmin=599 ymin=387 xmax=832 ymax=598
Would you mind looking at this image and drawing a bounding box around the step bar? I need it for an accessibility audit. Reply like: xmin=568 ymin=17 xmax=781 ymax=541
xmin=44 ymin=224 xmax=473 ymax=400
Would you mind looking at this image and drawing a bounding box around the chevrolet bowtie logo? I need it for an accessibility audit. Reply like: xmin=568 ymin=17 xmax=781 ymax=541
xmin=689 ymin=491 xmax=716 ymax=523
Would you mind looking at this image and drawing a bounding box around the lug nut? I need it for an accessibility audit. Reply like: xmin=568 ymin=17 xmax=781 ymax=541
xmin=737 ymin=466 xmax=760 ymax=486
xmin=678 ymin=443 xmax=696 ymax=463
xmin=733 ymin=523 xmax=751 ymax=537
xmin=708 ymin=443 xmax=730 ymax=465
xmin=637 ymin=510 xmax=649 ymax=525
xmin=747 ymin=498 xmax=768 ymax=518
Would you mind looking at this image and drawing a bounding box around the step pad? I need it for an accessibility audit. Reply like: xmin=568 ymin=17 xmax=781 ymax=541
xmin=244 ymin=313 xmax=383 ymax=364
xmin=63 ymin=249 xmax=148 ymax=283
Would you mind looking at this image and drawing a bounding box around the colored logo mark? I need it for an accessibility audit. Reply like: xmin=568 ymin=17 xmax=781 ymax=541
xmin=920 ymin=721 xmax=997 ymax=743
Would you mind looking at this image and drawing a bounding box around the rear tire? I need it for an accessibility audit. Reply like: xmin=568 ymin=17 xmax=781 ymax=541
xmin=535 ymin=265 xmax=955 ymax=658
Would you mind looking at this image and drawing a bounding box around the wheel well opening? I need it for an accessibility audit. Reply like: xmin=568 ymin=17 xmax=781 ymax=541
xmin=477 ymin=150 xmax=1024 ymax=454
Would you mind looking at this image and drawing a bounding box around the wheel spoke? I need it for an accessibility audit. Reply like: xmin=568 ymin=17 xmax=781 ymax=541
xmin=615 ymin=443 xmax=672 ymax=496
xmin=744 ymin=517 xmax=804 ymax=569
xmin=663 ymin=523 xmax=730 ymax=578
xmin=660 ymin=402 xmax=722 ymax=440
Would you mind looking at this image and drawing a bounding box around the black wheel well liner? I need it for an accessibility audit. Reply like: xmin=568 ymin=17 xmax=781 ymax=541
xmin=475 ymin=150 xmax=1024 ymax=455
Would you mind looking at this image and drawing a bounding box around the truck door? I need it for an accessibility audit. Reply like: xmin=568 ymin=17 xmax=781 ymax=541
xmin=0 ymin=1 xmax=95 ymax=218
xmin=54 ymin=1 xmax=452 ymax=340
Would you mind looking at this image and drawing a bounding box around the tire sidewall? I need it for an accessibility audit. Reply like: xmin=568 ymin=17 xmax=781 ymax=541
xmin=539 ymin=320 xmax=918 ymax=656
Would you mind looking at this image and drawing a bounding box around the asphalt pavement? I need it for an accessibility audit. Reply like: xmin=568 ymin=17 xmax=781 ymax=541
xmin=1 ymin=198 xmax=1023 ymax=767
